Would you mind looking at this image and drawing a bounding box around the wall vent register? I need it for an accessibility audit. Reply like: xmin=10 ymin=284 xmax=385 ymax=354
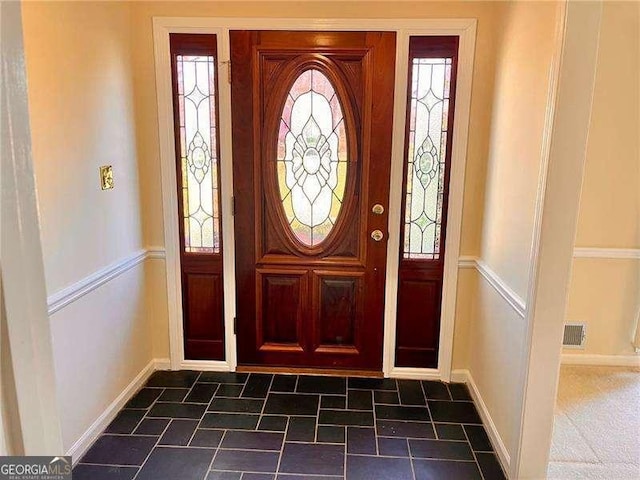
xmin=563 ymin=323 xmax=586 ymax=348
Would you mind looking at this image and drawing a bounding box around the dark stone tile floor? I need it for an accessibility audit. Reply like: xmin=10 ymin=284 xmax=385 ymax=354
xmin=74 ymin=371 xmax=506 ymax=480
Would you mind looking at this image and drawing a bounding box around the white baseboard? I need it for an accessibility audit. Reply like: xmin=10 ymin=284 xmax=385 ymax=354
xmin=388 ymin=367 xmax=441 ymax=381
xmin=154 ymin=357 xmax=171 ymax=370
xmin=451 ymin=369 xmax=511 ymax=474
xmin=180 ymin=360 xmax=231 ymax=371
xmin=449 ymin=369 xmax=468 ymax=383
xmin=66 ymin=358 xmax=166 ymax=464
xmin=561 ymin=353 xmax=640 ymax=367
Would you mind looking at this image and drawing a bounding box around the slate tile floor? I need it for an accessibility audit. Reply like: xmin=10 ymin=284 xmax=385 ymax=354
xmin=74 ymin=371 xmax=506 ymax=480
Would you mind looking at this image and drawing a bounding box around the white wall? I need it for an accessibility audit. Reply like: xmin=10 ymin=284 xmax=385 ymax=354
xmin=1 ymin=287 xmax=24 ymax=455
xmin=467 ymin=0 xmax=561 ymax=470
xmin=21 ymin=1 xmax=155 ymax=452
xmin=515 ymin=2 xmax=603 ymax=475
xmin=479 ymin=2 xmax=559 ymax=299
xmin=49 ymin=267 xmax=150 ymax=449
xmin=1 ymin=0 xmax=64 ymax=455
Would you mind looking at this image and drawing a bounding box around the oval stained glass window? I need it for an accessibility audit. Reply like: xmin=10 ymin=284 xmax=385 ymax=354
xmin=276 ymin=69 xmax=348 ymax=247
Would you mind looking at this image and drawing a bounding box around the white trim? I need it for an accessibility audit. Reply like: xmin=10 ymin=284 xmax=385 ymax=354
xmin=561 ymin=354 xmax=640 ymax=367
xmin=180 ymin=360 xmax=232 ymax=372
xmin=66 ymin=359 xmax=167 ymax=464
xmin=0 ymin=1 xmax=6 ymax=459
xmin=389 ymin=367 xmax=441 ymax=381
xmin=46 ymin=248 xmax=167 ymax=316
xmin=457 ymin=256 xmax=527 ymax=318
xmin=573 ymin=247 xmax=640 ymax=260
xmin=452 ymin=369 xmax=511 ymax=474
xmin=153 ymin=20 xmax=238 ymax=372
xmin=47 ymin=250 xmax=147 ymax=315
xmin=153 ymin=21 xmax=185 ymax=370
xmin=475 ymin=259 xmax=526 ymax=319
xmin=154 ymin=357 xmax=172 ymax=370
xmin=153 ymin=17 xmax=477 ymax=378
xmin=152 ymin=17 xmax=478 ymax=31
xmin=457 ymin=255 xmax=478 ymax=269
xmin=383 ymin=21 xmax=477 ymax=382
xmin=147 ymin=247 xmax=167 ymax=260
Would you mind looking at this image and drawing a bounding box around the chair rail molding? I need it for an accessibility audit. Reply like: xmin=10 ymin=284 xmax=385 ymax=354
xmin=47 ymin=248 xmax=167 ymax=316
xmin=457 ymin=256 xmax=527 ymax=318
xmin=573 ymin=247 xmax=640 ymax=259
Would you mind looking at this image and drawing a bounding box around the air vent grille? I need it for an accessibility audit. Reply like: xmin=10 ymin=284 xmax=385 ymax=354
xmin=563 ymin=323 xmax=586 ymax=348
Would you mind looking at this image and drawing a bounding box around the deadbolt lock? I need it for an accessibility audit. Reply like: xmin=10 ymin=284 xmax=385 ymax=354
xmin=371 ymin=204 xmax=385 ymax=215
xmin=371 ymin=230 xmax=384 ymax=242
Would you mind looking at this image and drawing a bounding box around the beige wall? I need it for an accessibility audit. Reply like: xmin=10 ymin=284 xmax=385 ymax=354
xmin=480 ymin=2 xmax=559 ymax=298
xmin=146 ymin=259 xmax=170 ymax=359
xmin=564 ymin=1 xmax=640 ymax=357
xmin=574 ymin=1 xmax=639 ymax=251
xmin=21 ymin=1 xmax=154 ymax=452
xmin=469 ymin=0 xmax=560 ymax=463
xmin=22 ymin=2 xmax=143 ymax=293
xmin=566 ymin=259 xmax=639 ymax=356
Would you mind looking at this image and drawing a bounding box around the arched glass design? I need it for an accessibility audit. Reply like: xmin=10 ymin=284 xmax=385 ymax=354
xmin=276 ymin=69 xmax=348 ymax=247
xmin=403 ymin=57 xmax=453 ymax=259
xmin=176 ymin=54 xmax=220 ymax=253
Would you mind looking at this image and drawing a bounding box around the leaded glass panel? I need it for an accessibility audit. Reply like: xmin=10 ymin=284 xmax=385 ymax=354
xmin=403 ymin=57 xmax=453 ymax=260
xmin=277 ymin=69 xmax=348 ymax=247
xmin=176 ymin=54 xmax=221 ymax=253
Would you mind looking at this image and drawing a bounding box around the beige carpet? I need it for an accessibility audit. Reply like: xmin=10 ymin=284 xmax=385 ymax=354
xmin=548 ymin=365 xmax=640 ymax=479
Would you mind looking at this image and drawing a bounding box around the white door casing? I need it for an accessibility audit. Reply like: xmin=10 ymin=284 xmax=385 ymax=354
xmin=152 ymin=17 xmax=477 ymax=379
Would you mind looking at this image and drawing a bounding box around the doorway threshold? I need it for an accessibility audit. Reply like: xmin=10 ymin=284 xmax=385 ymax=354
xmin=236 ymin=365 xmax=384 ymax=378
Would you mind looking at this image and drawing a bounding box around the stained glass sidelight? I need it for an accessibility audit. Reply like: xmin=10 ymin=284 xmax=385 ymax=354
xmin=403 ymin=57 xmax=453 ymax=260
xmin=176 ymin=54 xmax=220 ymax=253
xmin=276 ymin=69 xmax=348 ymax=247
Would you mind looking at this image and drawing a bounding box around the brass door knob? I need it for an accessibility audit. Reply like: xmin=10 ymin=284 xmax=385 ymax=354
xmin=371 ymin=204 xmax=385 ymax=215
xmin=371 ymin=230 xmax=384 ymax=242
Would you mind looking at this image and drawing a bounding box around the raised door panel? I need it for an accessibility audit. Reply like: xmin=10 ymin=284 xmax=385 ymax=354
xmin=395 ymin=277 xmax=441 ymax=367
xmin=312 ymin=271 xmax=364 ymax=356
xmin=183 ymin=273 xmax=224 ymax=360
xmin=256 ymin=269 xmax=307 ymax=353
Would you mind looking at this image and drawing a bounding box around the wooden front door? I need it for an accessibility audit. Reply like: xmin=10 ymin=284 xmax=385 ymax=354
xmin=231 ymin=31 xmax=396 ymax=370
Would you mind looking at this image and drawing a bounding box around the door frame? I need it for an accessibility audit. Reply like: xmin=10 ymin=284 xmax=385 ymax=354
xmin=153 ymin=17 xmax=476 ymax=380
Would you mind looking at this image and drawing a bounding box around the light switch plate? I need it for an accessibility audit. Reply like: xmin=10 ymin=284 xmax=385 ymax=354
xmin=99 ymin=165 xmax=114 ymax=190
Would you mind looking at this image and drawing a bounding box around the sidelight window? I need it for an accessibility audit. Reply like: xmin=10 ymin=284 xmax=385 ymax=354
xmin=174 ymin=52 xmax=221 ymax=253
xmin=403 ymin=55 xmax=454 ymax=260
